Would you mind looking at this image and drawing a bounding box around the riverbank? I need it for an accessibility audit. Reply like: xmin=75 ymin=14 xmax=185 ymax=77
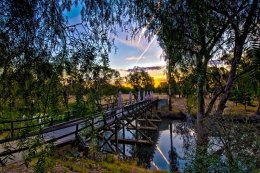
xmin=158 ymin=97 xmax=259 ymax=119
xmin=1 ymin=146 xmax=166 ymax=173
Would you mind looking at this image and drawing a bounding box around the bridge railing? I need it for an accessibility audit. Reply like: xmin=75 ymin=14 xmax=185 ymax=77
xmin=0 ymin=99 xmax=158 ymax=158
xmin=96 ymin=99 xmax=136 ymax=111
xmin=0 ymin=99 xmax=152 ymax=144
xmin=0 ymin=110 xmax=79 ymax=138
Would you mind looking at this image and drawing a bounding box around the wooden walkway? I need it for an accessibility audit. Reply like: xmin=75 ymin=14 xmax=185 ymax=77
xmin=110 ymin=138 xmax=153 ymax=145
xmin=0 ymin=99 xmax=160 ymax=164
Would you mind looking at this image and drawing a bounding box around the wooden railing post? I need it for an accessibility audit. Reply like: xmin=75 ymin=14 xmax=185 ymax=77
xmin=122 ymin=122 xmax=125 ymax=155
xmin=135 ymin=118 xmax=138 ymax=140
xmin=67 ymin=111 xmax=70 ymax=121
xmin=156 ymin=99 xmax=159 ymax=110
xmin=103 ymin=112 xmax=107 ymax=126
xmin=75 ymin=124 xmax=79 ymax=138
xmin=91 ymin=117 xmax=94 ymax=132
xmin=50 ymin=117 xmax=53 ymax=126
xmin=115 ymin=124 xmax=119 ymax=154
xmin=11 ymin=122 xmax=14 ymax=138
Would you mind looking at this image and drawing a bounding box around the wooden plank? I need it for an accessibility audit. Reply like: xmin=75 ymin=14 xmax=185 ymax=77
xmin=111 ymin=138 xmax=153 ymax=145
xmin=127 ymin=126 xmax=158 ymax=131
xmin=137 ymin=119 xmax=162 ymax=123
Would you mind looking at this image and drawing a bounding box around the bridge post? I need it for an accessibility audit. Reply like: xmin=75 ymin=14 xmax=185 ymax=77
xmin=91 ymin=117 xmax=94 ymax=132
xmin=122 ymin=121 xmax=126 ymax=155
xmin=156 ymin=99 xmax=159 ymax=110
xmin=75 ymin=124 xmax=79 ymax=138
xmin=115 ymin=124 xmax=119 ymax=154
xmin=67 ymin=111 xmax=70 ymax=121
xmin=135 ymin=119 xmax=138 ymax=140
xmin=50 ymin=117 xmax=53 ymax=126
xmin=11 ymin=122 xmax=14 ymax=138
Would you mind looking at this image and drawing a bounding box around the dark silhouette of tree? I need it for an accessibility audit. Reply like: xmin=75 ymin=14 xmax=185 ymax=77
xmin=126 ymin=67 xmax=155 ymax=93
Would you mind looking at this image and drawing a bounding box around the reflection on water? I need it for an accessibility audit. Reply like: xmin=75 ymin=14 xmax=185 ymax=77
xmin=100 ymin=119 xmax=196 ymax=172
xmin=101 ymin=117 xmax=259 ymax=172
xmin=150 ymin=119 xmax=195 ymax=172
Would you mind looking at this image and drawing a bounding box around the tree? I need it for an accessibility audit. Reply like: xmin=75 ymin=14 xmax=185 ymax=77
xmin=126 ymin=67 xmax=154 ymax=93
xmin=0 ymin=0 xmax=119 ymax=167
xmin=212 ymin=0 xmax=260 ymax=116
xmin=243 ymin=43 xmax=260 ymax=115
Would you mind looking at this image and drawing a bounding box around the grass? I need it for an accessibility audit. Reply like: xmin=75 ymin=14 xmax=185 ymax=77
xmin=0 ymin=131 xmax=9 ymax=138
xmin=1 ymin=146 xmax=166 ymax=173
xmin=169 ymin=97 xmax=258 ymax=117
xmin=56 ymin=155 xmax=165 ymax=173
xmin=223 ymin=100 xmax=257 ymax=117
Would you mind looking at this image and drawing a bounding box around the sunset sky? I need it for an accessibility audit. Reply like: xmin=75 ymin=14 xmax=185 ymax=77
xmin=108 ymin=32 xmax=165 ymax=70
xmin=64 ymin=5 xmax=167 ymax=85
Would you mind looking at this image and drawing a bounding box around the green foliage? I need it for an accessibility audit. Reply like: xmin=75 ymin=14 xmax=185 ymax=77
xmin=230 ymin=82 xmax=254 ymax=110
xmin=0 ymin=0 xmax=124 ymax=168
xmin=184 ymin=119 xmax=260 ymax=173
xmin=186 ymin=96 xmax=197 ymax=115
xmin=155 ymin=82 xmax=168 ymax=94
xmin=22 ymin=136 xmax=54 ymax=173
xmin=230 ymin=43 xmax=260 ymax=111
xmin=126 ymin=67 xmax=155 ymax=92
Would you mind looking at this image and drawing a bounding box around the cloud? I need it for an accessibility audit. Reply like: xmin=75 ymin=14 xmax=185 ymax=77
xmin=112 ymin=29 xmax=159 ymax=52
xmin=114 ymin=36 xmax=146 ymax=51
xmin=154 ymin=47 xmax=163 ymax=59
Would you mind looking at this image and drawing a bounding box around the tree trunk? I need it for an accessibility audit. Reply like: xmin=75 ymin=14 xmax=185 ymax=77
xmin=196 ymin=59 xmax=208 ymax=123
xmin=168 ymin=60 xmax=173 ymax=111
xmin=205 ymin=90 xmax=222 ymax=116
xmin=197 ymin=74 xmax=205 ymax=123
xmin=194 ymin=118 xmax=209 ymax=173
xmin=256 ymin=96 xmax=260 ymax=116
xmin=168 ymin=77 xmax=172 ymax=111
xmin=194 ymin=59 xmax=209 ymax=173
xmin=195 ymin=78 xmax=209 ymax=172
xmin=215 ymin=41 xmax=244 ymax=116
xmin=215 ymin=0 xmax=258 ymax=116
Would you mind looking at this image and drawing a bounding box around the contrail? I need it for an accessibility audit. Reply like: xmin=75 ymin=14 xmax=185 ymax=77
xmin=151 ymin=161 xmax=160 ymax=170
xmin=137 ymin=0 xmax=161 ymax=45
xmin=138 ymin=27 xmax=147 ymax=44
xmin=156 ymin=144 xmax=170 ymax=165
xmin=135 ymin=0 xmax=162 ymax=65
xmin=135 ymin=35 xmax=157 ymax=65
xmin=135 ymin=27 xmax=161 ymax=65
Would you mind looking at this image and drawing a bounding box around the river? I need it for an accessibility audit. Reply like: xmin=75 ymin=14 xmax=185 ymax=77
xmin=100 ymin=99 xmax=259 ymax=172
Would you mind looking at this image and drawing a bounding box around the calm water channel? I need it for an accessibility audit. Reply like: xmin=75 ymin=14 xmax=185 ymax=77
xmin=101 ymin=99 xmax=196 ymax=172
xmin=101 ymin=99 xmax=258 ymax=172
xmin=102 ymin=118 xmax=196 ymax=172
xmin=148 ymin=119 xmax=195 ymax=172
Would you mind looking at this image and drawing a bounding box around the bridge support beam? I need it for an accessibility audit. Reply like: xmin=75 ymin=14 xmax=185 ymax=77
xmin=98 ymin=100 xmax=161 ymax=156
xmin=114 ymin=124 xmax=119 ymax=154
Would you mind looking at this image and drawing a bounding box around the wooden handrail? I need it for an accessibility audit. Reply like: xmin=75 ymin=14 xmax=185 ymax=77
xmin=0 ymin=99 xmax=158 ymax=157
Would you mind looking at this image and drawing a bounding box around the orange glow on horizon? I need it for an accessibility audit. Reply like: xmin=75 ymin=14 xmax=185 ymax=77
xmin=153 ymin=74 xmax=167 ymax=87
xmin=119 ymin=67 xmax=167 ymax=88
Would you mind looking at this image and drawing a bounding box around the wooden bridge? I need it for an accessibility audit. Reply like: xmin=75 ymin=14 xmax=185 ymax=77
xmin=0 ymin=95 xmax=161 ymax=164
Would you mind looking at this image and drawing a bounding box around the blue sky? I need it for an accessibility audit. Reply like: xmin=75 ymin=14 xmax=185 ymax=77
xmin=64 ymin=5 xmax=166 ymax=70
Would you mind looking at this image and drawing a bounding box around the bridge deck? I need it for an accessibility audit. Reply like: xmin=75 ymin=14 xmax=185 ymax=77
xmin=0 ymin=99 xmax=159 ymax=163
xmin=110 ymin=138 xmax=154 ymax=145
